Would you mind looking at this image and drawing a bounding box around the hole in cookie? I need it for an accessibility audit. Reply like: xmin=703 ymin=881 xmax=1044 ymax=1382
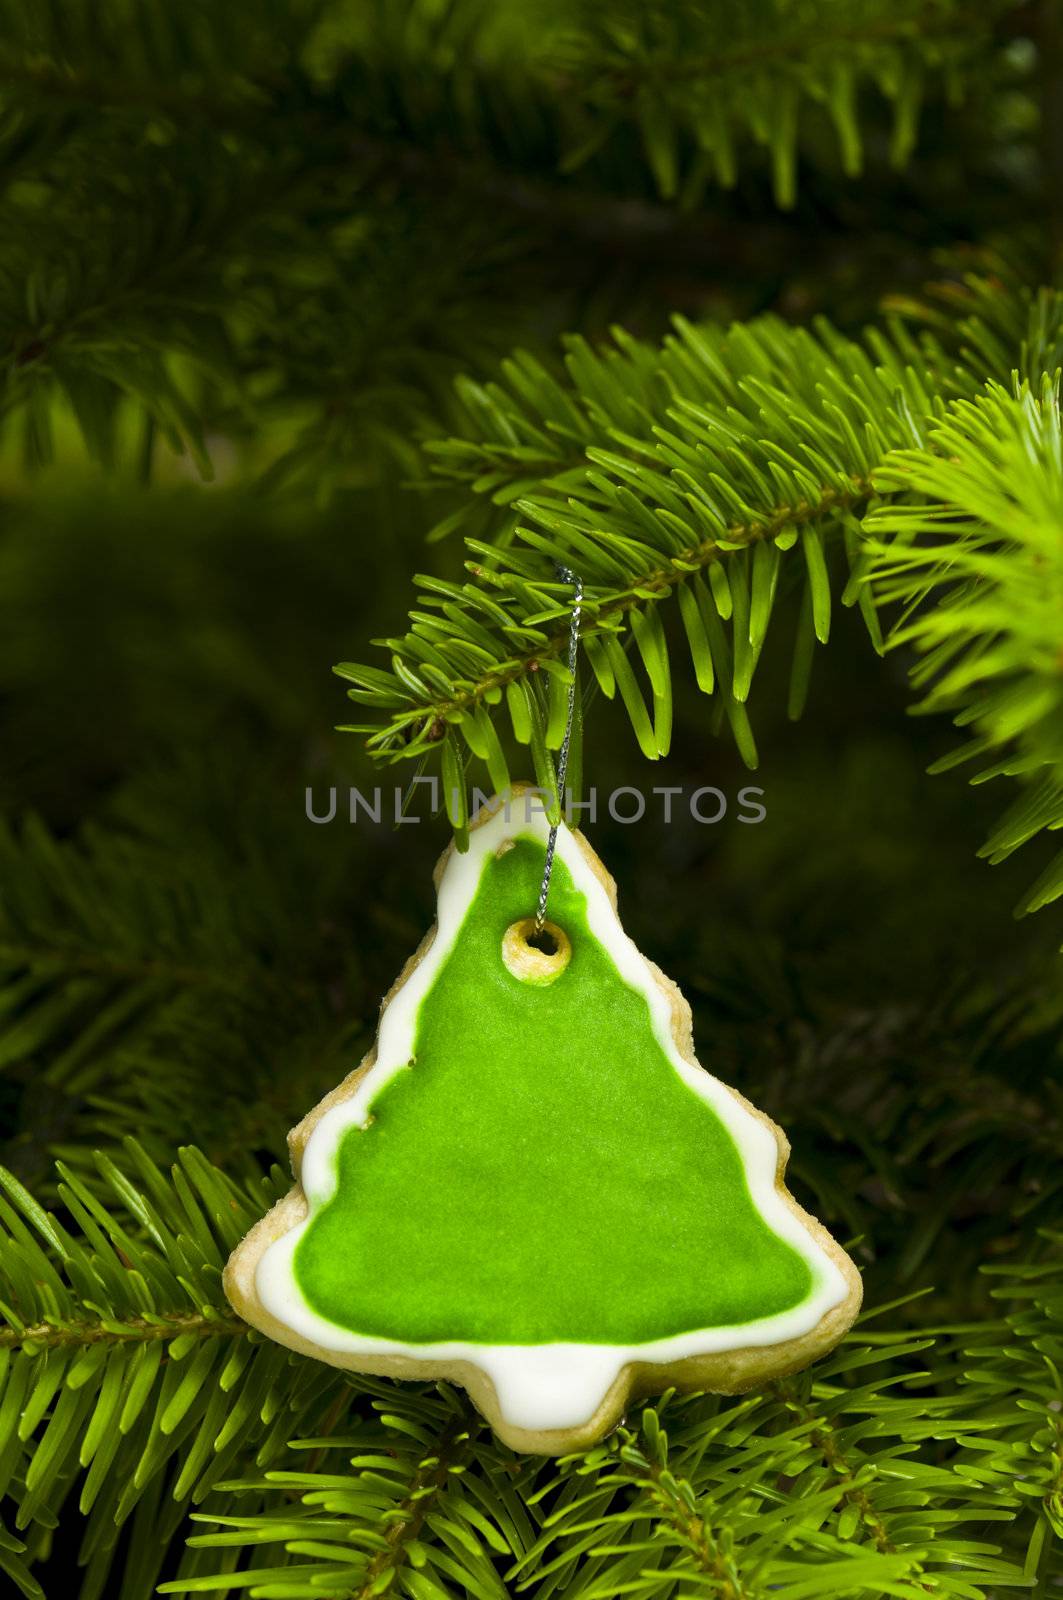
xmin=502 ymin=917 xmax=571 ymax=984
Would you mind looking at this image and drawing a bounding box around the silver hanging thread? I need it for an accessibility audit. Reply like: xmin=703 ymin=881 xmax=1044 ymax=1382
xmin=534 ymin=565 xmax=583 ymax=935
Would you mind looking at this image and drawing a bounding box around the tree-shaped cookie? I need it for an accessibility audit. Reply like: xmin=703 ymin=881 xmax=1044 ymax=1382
xmin=225 ymin=791 xmax=861 ymax=1453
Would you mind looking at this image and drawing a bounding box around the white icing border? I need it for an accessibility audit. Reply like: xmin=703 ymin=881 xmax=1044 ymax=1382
xmin=256 ymin=800 xmax=849 ymax=1432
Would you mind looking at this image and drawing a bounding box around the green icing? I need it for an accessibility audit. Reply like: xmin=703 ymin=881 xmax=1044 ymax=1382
xmin=293 ymin=836 xmax=813 ymax=1344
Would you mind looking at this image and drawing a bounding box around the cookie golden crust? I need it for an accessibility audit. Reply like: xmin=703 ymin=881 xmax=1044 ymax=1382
xmin=224 ymin=789 xmax=862 ymax=1455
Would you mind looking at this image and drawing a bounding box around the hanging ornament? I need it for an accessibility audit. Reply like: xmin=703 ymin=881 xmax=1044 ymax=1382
xmin=225 ymin=786 xmax=861 ymax=1454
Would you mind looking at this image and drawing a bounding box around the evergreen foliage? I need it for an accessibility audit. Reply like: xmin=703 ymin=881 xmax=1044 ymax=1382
xmin=345 ymin=272 xmax=1063 ymax=910
xmin=1 ymin=2 xmax=1061 ymax=1596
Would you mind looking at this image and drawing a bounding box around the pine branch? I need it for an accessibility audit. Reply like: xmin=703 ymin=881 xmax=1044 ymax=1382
xmin=0 ymin=1142 xmax=353 ymax=1600
xmin=0 ymin=0 xmax=1016 ymax=213
xmin=337 ymin=309 xmax=936 ymax=801
xmin=344 ymin=333 xmax=870 ymax=787
xmin=162 ymin=1388 xmax=514 ymax=1598
xmin=866 ymin=375 xmax=1063 ymax=925
xmin=945 ymin=1237 xmax=1063 ymax=1580
xmin=359 ymin=477 xmax=871 ymax=747
xmin=176 ymin=1324 xmax=1043 ymax=1600
xmin=335 ymin=271 xmax=1063 ymax=922
xmin=352 ymin=1411 xmax=476 ymax=1600
xmin=566 ymin=0 xmax=1013 ymax=204
xmin=7 ymin=1140 xmax=1054 ymax=1600
xmin=611 ymin=1421 xmax=755 ymax=1598
xmin=0 ymin=1313 xmax=244 ymax=1351
xmin=0 ymin=0 xmax=1037 ymax=491
xmin=591 ymin=2 xmax=993 ymax=89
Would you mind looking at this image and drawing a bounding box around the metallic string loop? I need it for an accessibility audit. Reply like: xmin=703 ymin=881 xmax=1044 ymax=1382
xmin=534 ymin=565 xmax=583 ymax=936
